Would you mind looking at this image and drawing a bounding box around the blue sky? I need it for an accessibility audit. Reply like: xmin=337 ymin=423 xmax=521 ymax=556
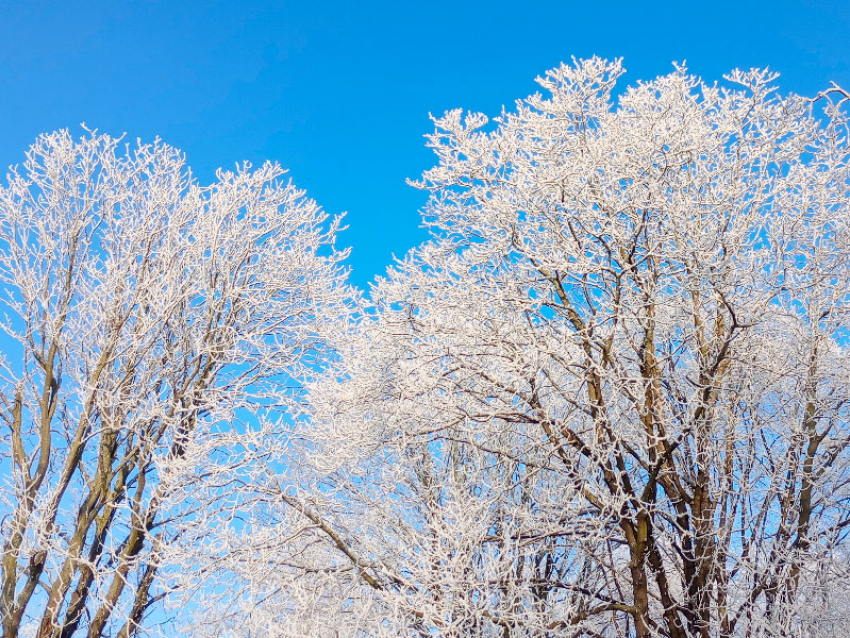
xmin=1 ymin=0 xmax=848 ymax=288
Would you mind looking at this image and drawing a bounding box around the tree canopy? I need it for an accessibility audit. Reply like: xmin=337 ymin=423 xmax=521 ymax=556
xmin=223 ymin=59 xmax=850 ymax=638
xmin=3 ymin=59 xmax=850 ymax=638
xmin=0 ymin=131 xmax=351 ymax=638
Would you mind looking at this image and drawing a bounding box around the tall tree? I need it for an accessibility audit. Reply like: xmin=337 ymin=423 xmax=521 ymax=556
xmin=0 ymin=131 xmax=350 ymax=638
xmin=232 ymin=60 xmax=850 ymax=637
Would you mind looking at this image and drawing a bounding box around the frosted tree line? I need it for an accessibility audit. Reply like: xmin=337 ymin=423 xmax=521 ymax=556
xmin=1 ymin=59 xmax=850 ymax=637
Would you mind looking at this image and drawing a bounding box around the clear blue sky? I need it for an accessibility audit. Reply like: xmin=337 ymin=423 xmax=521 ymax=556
xmin=1 ymin=0 xmax=848 ymax=288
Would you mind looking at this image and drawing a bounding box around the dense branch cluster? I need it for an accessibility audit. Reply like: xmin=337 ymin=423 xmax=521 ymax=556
xmin=0 ymin=132 xmax=350 ymax=638
xmin=2 ymin=59 xmax=850 ymax=638
xmin=216 ymin=60 xmax=850 ymax=638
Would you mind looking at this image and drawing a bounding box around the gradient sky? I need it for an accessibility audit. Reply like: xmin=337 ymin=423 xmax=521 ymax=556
xmin=1 ymin=0 xmax=848 ymax=288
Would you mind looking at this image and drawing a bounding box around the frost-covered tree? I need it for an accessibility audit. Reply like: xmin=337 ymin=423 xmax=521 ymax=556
xmin=233 ymin=60 xmax=850 ymax=637
xmin=0 ymin=131 xmax=351 ymax=638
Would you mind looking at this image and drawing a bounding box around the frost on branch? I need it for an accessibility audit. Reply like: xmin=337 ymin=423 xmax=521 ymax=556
xmin=0 ymin=131 xmax=352 ymax=638
xmin=233 ymin=59 xmax=850 ymax=637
